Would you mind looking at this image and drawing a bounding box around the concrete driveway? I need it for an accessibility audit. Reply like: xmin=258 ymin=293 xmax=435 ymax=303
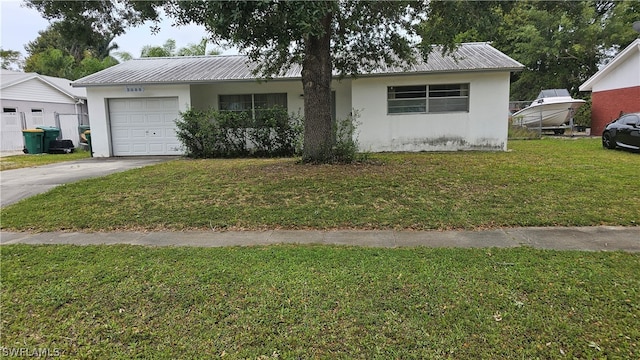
xmin=1 ymin=157 xmax=177 ymax=207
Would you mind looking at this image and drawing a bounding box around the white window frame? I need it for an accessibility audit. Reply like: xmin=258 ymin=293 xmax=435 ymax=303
xmin=387 ymin=84 xmax=470 ymax=115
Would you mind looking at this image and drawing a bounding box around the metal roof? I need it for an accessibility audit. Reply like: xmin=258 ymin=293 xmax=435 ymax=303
xmin=73 ymin=42 xmax=523 ymax=87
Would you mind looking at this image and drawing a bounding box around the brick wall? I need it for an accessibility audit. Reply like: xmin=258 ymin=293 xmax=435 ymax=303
xmin=590 ymin=86 xmax=640 ymax=136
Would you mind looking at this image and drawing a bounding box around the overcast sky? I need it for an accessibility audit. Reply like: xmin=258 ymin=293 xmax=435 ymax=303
xmin=0 ymin=0 xmax=238 ymax=59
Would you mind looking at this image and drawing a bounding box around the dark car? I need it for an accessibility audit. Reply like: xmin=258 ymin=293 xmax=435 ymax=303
xmin=602 ymin=112 xmax=640 ymax=151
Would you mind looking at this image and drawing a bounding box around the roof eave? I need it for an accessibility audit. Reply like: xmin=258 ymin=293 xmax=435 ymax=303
xmin=356 ymin=66 xmax=524 ymax=78
xmin=580 ymin=39 xmax=640 ymax=92
xmin=74 ymin=66 xmax=524 ymax=88
xmin=73 ymin=77 xmax=304 ymax=88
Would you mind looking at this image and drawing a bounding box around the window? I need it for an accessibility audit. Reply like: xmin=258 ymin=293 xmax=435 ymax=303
xmin=219 ymin=93 xmax=287 ymax=120
xmin=31 ymin=108 xmax=44 ymax=124
xmin=428 ymin=84 xmax=469 ymax=112
xmin=219 ymin=94 xmax=252 ymax=115
xmin=3 ymin=108 xmax=17 ymax=113
xmin=254 ymin=93 xmax=288 ymax=121
xmin=388 ymin=86 xmax=426 ymax=114
xmin=387 ymin=84 xmax=469 ymax=114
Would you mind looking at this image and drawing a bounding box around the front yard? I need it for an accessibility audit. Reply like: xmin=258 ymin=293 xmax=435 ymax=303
xmin=1 ymin=138 xmax=638 ymax=231
xmin=2 ymin=138 xmax=639 ymax=358
xmin=2 ymin=245 xmax=639 ymax=358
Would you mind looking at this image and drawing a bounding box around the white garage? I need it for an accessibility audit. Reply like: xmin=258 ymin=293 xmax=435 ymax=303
xmin=108 ymin=97 xmax=182 ymax=156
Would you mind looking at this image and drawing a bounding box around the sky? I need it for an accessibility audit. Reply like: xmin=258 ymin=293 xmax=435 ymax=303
xmin=0 ymin=0 xmax=238 ymax=60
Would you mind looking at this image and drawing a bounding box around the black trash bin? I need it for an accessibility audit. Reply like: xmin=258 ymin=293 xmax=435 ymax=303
xmin=36 ymin=126 xmax=61 ymax=153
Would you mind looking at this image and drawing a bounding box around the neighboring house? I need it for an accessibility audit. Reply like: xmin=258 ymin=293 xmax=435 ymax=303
xmin=0 ymin=70 xmax=89 ymax=151
xmin=579 ymin=39 xmax=640 ymax=136
xmin=72 ymin=42 xmax=523 ymax=157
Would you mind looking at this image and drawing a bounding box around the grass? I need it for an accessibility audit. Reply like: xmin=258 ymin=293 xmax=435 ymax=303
xmin=507 ymin=124 xmax=540 ymax=139
xmin=2 ymin=138 xmax=638 ymax=358
xmin=0 ymin=150 xmax=91 ymax=171
xmin=1 ymin=244 xmax=638 ymax=359
xmin=1 ymin=138 xmax=639 ymax=231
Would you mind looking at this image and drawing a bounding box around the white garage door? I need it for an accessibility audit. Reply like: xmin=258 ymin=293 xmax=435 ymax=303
xmin=109 ymin=97 xmax=182 ymax=156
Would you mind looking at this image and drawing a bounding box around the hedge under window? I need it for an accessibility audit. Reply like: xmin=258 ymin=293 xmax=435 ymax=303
xmin=388 ymin=84 xmax=469 ymax=114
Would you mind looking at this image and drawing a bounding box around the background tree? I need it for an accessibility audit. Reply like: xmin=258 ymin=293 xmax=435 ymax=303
xmin=24 ymin=0 xmax=162 ymax=40
xmin=420 ymin=0 xmax=639 ymax=101
xmin=115 ymin=38 xmax=220 ymax=60
xmin=176 ymin=38 xmax=220 ymax=56
xmin=24 ymin=48 xmax=75 ymax=79
xmin=24 ymin=0 xmax=163 ymax=78
xmin=0 ymin=49 xmax=23 ymax=70
xmin=141 ymin=39 xmax=177 ymax=57
xmin=23 ymin=25 xmax=119 ymax=80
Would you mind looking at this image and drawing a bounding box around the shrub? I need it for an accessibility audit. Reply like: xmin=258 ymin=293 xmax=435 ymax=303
xmin=248 ymin=106 xmax=303 ymax=157
xmin=175 ymin=107 xmax=303 ymax=158
xmin=331 ymin=111 xmax=362 ymax=163
xmin=573 ymin=97 xmax=591 ymax=128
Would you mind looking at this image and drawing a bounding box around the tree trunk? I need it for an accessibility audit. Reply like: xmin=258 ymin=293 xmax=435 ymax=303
xmin=301 ymin=12 xmax=334 ymax=163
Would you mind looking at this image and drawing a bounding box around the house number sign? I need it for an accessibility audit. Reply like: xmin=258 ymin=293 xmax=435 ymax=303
xmin=125 ymin=86 xmax=145 ymax=93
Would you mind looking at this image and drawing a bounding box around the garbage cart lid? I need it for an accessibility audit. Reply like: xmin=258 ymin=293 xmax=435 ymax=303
xmin=35 ymin=126 xmax=61 ymax=130
xmin=22 ymin=129 xmax=44 ymax=132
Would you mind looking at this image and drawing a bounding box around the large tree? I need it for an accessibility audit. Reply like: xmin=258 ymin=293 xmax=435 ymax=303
xmin=27 ymin=1 xmax=480 ymax=162
xmin=167 ymin=1 xmax=429 ymax=162
xmin=25 ymin=0 xmax=162 ymax=39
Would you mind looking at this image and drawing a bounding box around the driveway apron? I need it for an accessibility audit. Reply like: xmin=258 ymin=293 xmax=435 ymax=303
xmin=1 ymin=157 xmax=176 ymax=207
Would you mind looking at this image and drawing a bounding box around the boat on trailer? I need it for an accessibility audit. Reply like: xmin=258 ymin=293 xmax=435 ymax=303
xmin=511 ymin=89 xmax=586 ymax=133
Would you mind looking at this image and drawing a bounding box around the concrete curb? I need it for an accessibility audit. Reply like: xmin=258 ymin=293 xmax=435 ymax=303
xmin=1 ymin=226 xmax=638 ymax=252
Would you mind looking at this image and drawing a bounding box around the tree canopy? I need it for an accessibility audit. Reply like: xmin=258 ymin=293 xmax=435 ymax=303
xmin=0 ymin=49 xmax=23 ymax=71
xmin=22 ymin=0 xmax=163 ymax=79
xmin=22 ymin=24 xmax=119 ymax=80
xmin=421 ymin=0 xmax=639 ymax=101
xmin=138 ymin=38 xmax=220 ymax=58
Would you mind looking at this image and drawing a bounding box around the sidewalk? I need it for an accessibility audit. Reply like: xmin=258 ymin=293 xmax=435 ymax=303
xmin=1 ymin=226 xmax=638 ymax=251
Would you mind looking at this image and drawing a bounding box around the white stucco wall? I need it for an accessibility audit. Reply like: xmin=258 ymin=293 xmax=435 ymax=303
xmin=85 ymin=84 xmax=191 ymax=157
xmin=352 ymin=71 xmax=511 ymax=152
xmin=84 ymin=72 xmax=512 ymax=157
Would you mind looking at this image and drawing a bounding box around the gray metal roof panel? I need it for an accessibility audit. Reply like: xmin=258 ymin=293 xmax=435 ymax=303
xmin=73 ymin=42 xmax=523 ymax=87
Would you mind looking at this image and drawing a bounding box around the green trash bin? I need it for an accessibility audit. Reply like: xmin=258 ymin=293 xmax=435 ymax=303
xmin=22 ymin=129 xmax=45 ymax=154
xmin=84 ymin=130 xmax=92 ymax=157
xmin=36 ymin=126 xmax=61 ymax=153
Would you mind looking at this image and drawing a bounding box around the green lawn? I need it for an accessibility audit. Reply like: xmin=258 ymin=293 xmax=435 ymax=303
xmin=0 ymin=150 xmax=91 ymax=171
xmin=2 ymin=138 xmax=639 ymax=358
xmin=1 ymin=138 xmax=638 ymax=232
xmin=2 ymin=244 xmax=639 ymax=359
